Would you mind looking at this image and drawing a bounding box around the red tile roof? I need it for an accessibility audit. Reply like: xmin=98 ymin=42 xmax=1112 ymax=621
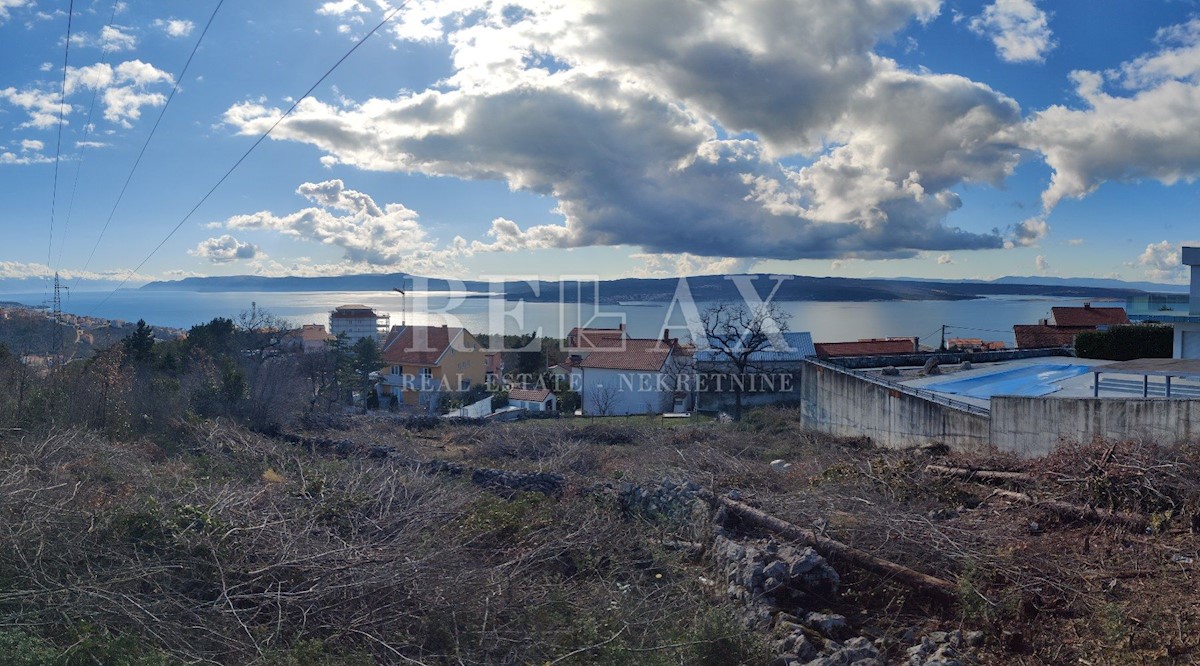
xmin=381 ymin=325 xmax=468 ymax=366
xmin=577 ymin=338 xmax=674 ymax=371
xmin=1050 ymin=306 xmax=1130 ymax=328
xmin=1012 ymin=325 xmax=1089 ymax=349
xmin=813 ymin=338 xmax=917 ymax=358
xmin=508 ymin=387 xmax=553 ymax=402
xmin=567 ymin=326 xmax=626 ymax=351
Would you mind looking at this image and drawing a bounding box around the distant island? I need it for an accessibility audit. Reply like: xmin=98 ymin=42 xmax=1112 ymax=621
xmin=139 ymin=272 xmax=1179 ymax=304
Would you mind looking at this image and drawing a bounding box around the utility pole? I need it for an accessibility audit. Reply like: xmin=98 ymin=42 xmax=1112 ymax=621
xmin=50 ymin=272 xmax=68 ymax=369
xmin=940 ymin=324 xmax=946 ymax=351
xmin=393 ymin=276 xmax=408 ymax=327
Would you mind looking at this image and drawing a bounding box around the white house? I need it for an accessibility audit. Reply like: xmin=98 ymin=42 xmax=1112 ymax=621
xmin=1175 ymin=247 xmax=1200 ymax=358
xmin=571 ymin=337 xmax=682 ymax=416
xmin=508 ymin=387 xmax=557 ymax=412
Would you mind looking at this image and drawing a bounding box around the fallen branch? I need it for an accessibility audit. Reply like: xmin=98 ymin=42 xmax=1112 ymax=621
xmin=989 ymin=488 xmax=1149 ymax=533
xmin=711 ymin=494 xmax=957 ymax=599
xmin=925 ymin=464 xmax=1034 ymax=484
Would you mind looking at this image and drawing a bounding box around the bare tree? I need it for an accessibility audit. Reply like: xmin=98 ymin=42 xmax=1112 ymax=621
xmin=588 ymin=383 xmax=620 ymax=416
xmin=698 ymin=301 xmax=791 ymax=421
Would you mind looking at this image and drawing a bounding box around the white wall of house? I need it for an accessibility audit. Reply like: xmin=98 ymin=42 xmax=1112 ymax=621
xmin=1176 ymin=323 xmax=1200 ymax=359
xmin=511 ymin=397 xmax=555 ymax=412
xmin=572 ymin=367 xmax=674 ymax=416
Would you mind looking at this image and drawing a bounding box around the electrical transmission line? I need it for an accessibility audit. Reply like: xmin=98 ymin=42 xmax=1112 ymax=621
xmin=92 ymin=0 xmax=413 ymax=309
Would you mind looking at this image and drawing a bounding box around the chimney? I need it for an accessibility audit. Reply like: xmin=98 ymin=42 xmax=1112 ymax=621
xmin=619 ymin=323 xmax=626 ymax=331
xmin=662 ymin=328 xmax=670 ymax=343
xmin=911 ymin=337 xmax=919 ymax=353
xmin=1039 ymin=318 xmax=1049 ymax=326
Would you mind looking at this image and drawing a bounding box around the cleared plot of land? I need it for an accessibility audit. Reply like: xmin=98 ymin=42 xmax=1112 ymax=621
xmin=2 ymin=410 xmax=1199 ymax=664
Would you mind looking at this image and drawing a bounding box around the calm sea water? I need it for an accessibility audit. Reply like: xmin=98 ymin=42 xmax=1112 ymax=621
xmin=5 ymin=289 xmax=1114 ymax=346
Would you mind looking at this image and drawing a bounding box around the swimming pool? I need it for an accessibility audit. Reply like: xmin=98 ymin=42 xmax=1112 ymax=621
xmin=923 ymin=363 xmax=1092 ymax=399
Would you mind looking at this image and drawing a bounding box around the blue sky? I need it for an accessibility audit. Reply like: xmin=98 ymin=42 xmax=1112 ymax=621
xmin=3 ymin=0 xmax=1200 ymax=289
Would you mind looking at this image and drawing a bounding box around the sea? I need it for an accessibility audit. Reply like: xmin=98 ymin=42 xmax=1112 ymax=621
xmin=3 ymin=289 xmax=1126 ymax=347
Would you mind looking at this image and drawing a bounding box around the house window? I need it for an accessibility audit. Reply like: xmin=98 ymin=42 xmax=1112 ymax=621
xmin=460 ymin=379 xmax=469 ymax=391
xmin=390 ymin=365 xmax=402 ymax=376
xmin=419 ymin=368 xmax=432 ymax=380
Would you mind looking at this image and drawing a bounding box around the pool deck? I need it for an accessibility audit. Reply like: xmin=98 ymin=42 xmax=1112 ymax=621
xmin=892 ymin=355 xmax=1200 ymax=410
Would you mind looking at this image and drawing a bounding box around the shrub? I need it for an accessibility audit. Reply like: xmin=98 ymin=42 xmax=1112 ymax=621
xmin=1074 ymin=324 xmax=1173 ymax=361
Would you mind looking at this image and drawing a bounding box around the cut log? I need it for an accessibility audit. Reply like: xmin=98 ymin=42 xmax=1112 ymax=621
xmin=925 ymin=464 xmax=1034 ymax=484
xmin=713 ymin=494 xmax=957 ymax=598
xmin=990 ymin=488 xmax=1149 ymax=533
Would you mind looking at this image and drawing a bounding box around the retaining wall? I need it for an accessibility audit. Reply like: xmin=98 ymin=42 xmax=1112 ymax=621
xmin=798 ymin=361 xmax=991 ymax=451
xmin=991 ymin=396 xmax=1200 ymax=456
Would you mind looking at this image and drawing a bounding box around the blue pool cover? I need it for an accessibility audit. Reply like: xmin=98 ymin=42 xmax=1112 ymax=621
xmin=923 ymin=363 xmax=1092 ymax=399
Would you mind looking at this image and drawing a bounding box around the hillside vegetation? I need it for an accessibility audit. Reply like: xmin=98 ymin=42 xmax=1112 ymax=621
xmin=1 ymin=407 xmax=1199 ymax=664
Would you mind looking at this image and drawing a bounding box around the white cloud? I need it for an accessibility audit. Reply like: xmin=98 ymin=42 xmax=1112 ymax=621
xmin=316 ymin=0 xmax=371 ymax=16
xmin=39 ymin=62 xmax=52 ymax=72
xmin=0 ymin=261 xmax=150 ymax=282
xmin=1023 ymin=19 xmax=1200 ymax=211
xmin=0 ymin=150 xmax=51 ymax=165
xmin=1006 ymin=217 xmax=1049 ymax=248
xmin=629 ymin=252 xmax=754 ymax=278
xmin=219 ymin=180 xmax=465 ymax=273
xmin=0 ymin=0 xmax=32 ymax=22
xmin=969 ymin=0 xmax=1055 ymax=64
xmin=0 ymin=87 xmax=65 ymax=129
xmin=153 ymin=18 xmax=195 ymax=38
xmin=189 ymin=235 xmax=262 ymax=263
xmin=1067 ymin=238 xmax=1084 ymax=246
xmin=65 ymin=60 xmax=174 ymax=127
xmin=1134 ymin=240 xmax=1200 ymax=283
xmin=224 ymin=0 xmax=1022 ymax=263
xmin=20 ymin=138 xmax=43 ymax=151
xmin=936 ymin=253 xmax=954 ymax=265
xmin=1035 ymin=254 xmax=1049 ymax=273
xmin=71 ymin=25 xmax=138 ymax=52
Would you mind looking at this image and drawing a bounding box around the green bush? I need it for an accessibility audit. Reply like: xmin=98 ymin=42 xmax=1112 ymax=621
xmin=1074 ymin=324 xmax=1173 ymax=361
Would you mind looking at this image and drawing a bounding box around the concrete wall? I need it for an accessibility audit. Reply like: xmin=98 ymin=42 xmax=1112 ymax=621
xmin=991 ymin=396 xmax=1200 ymax=456
xmin=798 ymin=361 xmax=991 ymax=451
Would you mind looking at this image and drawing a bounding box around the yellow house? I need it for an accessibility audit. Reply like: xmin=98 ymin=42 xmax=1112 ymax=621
xmin=377 ymin=325 xmax=487 ymax=409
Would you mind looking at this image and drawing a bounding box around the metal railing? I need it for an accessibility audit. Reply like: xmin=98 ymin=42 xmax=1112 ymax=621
xmin=805 ymin=358 xmax=991 ymax=416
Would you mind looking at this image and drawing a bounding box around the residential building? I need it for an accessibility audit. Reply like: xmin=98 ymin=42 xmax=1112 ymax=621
xmin=484 ymin=352 xmax=504 ymax=385
xmin=281 ymin=324 xmax=335 ymax=353
xmin=377 ymin=325 xmax=487 ymax=410
xmin=1176 ymin=247 xmax=1200 ymax=358
xmin=1013 ymin=304 xmax=1130 ymax=350
xmin=508 ymin=387 xmax=557 ymax=412
xmin=330 ymin=304 xmax=390 ymax=344
xmin=813 ymin=337 xmax=920 ymax=358
xmin=571 ymin=334 xmax=682 ymax=416
xmin=565 ymin=324 xmax=626 ymax=356
xmin=1013 ymin=325 xmax=1085 ymax=349
xmin=1049 ymin=304 xmax=1130 ymax=328
xmin=693 ymin=331 xmax=815 ymax=412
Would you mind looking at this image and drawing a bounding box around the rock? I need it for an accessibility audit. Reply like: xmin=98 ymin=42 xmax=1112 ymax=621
xmin=771 ymin=459 xmax=794 ymax=473
xmin=959 ymin=361 xmax=973 ymax=371
xmin=964 ymin=630 xmax=985 ymax=647
xmin=927 ymin=631 xmax=949 ymax=644
xmin=803 ymin=611 xmax=848 ymax=638
xmin=881 ymin=366 xmax=900 ymax=376
xmin=471 ymin=468 xmax=563 ymax=495
xmin=920 ymin=357 xmax=941 ymax=376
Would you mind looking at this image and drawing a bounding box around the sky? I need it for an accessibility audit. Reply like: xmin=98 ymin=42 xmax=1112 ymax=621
xmin=3 ymin=0 xmax=1200 ymax=289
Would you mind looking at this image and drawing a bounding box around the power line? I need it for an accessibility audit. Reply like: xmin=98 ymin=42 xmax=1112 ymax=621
xmin=47 ymin=0 xmax=76 ymax=269
xmin=73 ymin=0 xmax=227 ymax=290
xmin=57 ymin=0 xmax=122 ymax=269
xmin=93 ymin=0 xmax=413 ymax=308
